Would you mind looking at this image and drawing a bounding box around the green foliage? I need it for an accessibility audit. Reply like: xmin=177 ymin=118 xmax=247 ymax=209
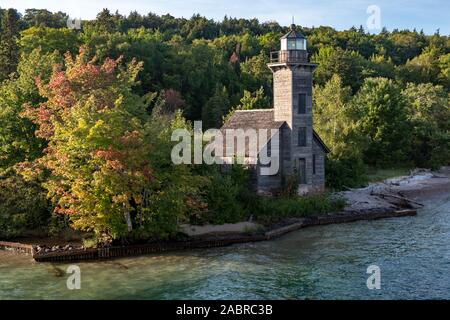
xmin=23 ymin=48 xmax=206 ymax=243
xmin=0 ymin=48 xmax=60 ymax=168
xmin=236 ymin=87 xmax=269 ymax=110
xmin=0 ymin=167 xmax=50 ymax=239
xmin=23 ymin=9 xmax=68 ymax=28
xmin=353 ymin=77 xmax=412 ymax=166
xmin=0 ymin=8 xmax=449 ymax=238
xmin=365 ymin=167 xmax=411 ymax=183
xmin=193 ymin=165 xmax=249 ymax=225
xmin=202 ymin=171 xmax=247 ymax=224
xmin=314 ymin=74 xmax=362 ymax=158
xmin=314 ymin=75 xmax=368 ymax=189
xmin=134 ymin=110 xmax=208 ymax=240
xmin=325 ymin=156 xmax=368 ymax=189
xmin=19 ymin=27 xmax=80 ymax=55
xmin=313 ymin=46 xmax=366 ymax=92
xmin=402 ymin=83 xmax=450 ymax=168
xmin=396 ymin=48 xmax=441 ymax=85
xmin=240 ymin=52 xmax=272 ymax=98
xmin=0 ymin=8 xmax=21 ymax=81
xmin=202 ymin=85 xmax=230 ymax=129
xmin=252 ymin=195 xmax=347 ymax=224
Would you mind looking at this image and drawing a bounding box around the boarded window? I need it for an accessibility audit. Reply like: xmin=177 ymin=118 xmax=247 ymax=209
xmin=299 ymin=158 xmax=306 ymax=184
xmin=298 ymin=127 xmax=307 ymax=146
xmin=298 ymin=93 xmax=306 ymax=114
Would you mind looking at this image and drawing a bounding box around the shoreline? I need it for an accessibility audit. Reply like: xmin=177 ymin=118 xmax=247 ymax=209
xmin=1 ymin=167 xmax=449 ymax=263
xmin=0 ymin=208 xmax=417 ymax=263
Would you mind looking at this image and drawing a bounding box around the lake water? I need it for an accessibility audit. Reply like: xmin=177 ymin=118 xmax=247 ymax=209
xmin=1 ymin=193 xmax=449 ymax=300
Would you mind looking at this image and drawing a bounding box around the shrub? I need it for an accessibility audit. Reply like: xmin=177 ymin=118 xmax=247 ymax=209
xmin=252 ymin=194 xmax=347 ymax=225
xmin=201 ymin=170 xmax=247 ymax=224
xmin=189 ymin=165 xmax=251 ymax=225
xmin=0 ymin=168 xmax=51 ymax=239
xmin=325 ymin=156 xmax=367 ymax=190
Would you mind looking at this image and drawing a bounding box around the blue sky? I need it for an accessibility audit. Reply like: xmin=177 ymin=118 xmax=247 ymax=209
xmin=1 ymin=0 xmax=449 ymax=34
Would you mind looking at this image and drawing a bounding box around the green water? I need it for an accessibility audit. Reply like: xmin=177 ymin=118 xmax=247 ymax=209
xmin=1 ymin=194 xmax=450 ymax=300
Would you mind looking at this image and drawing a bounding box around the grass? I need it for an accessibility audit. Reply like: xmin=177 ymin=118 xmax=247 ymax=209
xmin=365 ymin=167 xmax=411 ymax=183
xmin=252 ymin=194 xmax=347 ymax=225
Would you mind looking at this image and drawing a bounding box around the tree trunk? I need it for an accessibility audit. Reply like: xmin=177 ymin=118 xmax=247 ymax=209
xmin=124 ymin=210 xmax=133 ymax=232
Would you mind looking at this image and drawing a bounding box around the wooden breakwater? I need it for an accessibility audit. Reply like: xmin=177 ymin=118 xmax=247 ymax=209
xmin=32 ymin=235 xmax=268 ymax=262
xmin=0 ymin=241 xmax=34 ymax=255
xmin=1 ymin=209 xmax=416 ymax=263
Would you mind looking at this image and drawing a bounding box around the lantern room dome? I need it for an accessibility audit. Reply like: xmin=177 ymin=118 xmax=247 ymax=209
xmin=281 ymin=24 xmax=306 ymax=39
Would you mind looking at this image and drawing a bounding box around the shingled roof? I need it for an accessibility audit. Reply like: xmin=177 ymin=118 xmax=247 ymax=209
xmin=222 ymin=109 xmax=285 ymax=130
xmin=220 ymin=109 xmax=330 ymax=155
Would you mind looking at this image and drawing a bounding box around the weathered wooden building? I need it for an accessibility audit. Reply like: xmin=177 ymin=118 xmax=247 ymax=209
xmin=221 ymin=25 xmax=330 ymax=195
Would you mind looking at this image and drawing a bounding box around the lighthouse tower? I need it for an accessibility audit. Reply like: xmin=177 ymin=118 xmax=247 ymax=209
xmin=268 ymin=25 xmax=318 ymax=192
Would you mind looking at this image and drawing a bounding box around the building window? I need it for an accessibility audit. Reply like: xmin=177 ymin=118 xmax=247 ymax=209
xmin=298 ymin=127 xmax=306 ymax=146
xmin=298 ymin=93 xmax=306 ymax=114
xmin=313 ymin=154 xmax=316 ymax=175
xmin=298 ymin=158 xmax=306 ymax=184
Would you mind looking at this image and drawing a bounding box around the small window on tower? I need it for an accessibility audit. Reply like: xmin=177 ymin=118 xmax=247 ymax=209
xmin=298 ymin=93 xmax=306 ymax=114
xmin=313 ymin=154 xmax=316 ymax=175
xmin=298 ymin=127 xmax=307 ymax=146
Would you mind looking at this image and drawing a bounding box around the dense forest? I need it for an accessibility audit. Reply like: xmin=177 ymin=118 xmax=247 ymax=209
xmin=0 ymin=8 xmax=448 ymax=243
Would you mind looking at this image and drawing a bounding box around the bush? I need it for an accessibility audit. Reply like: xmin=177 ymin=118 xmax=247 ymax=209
xmin=201 ymin=170 xmax=247 ymax=225
xmin=252 ymin=194 xmax=347 ymax=225
xmin=325 ymin=156 xmax=367 ymax=190
xmin=0 ymin=168 xmax=51 ymax=239
xmin=189 ymin=165 xmax=250 ymax=225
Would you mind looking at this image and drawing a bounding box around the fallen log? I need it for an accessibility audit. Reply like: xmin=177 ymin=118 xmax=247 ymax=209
xmin=371 ymin=192 xmax=424 ymax=207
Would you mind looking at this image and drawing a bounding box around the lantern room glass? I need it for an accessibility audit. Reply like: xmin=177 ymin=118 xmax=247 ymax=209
xmin=281 ymin=38 xmax=306 ymax=50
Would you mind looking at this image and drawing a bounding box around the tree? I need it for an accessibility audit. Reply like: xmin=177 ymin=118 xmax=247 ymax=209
xmin=313 ymin=74 xmax=361 ymax=158
xmin=236 ymin=87 xmax=269 ymax=110
xmin=353 ymin=77 xmax=412 ymax=166
xmin=19 ymin=27 xmax=80 ymax=55
xmin=23 ymin=48 xmax=150 ymax=241
xmin=240 ymin=52 xmax=272 ymax=98
xmin=0 ymin=8 xmax=21 ymax=81
xmin=0 ymin=48 xmax=61 ymax=168
xmin=23 ymin=9 xmax=68 ymax=28
xmin=95 ymin=8 xmax=116 ymax=33
xmin=396 ymin=47 xmax=441 ymax=85
xmin=202 ymin=85 xmax=230 ymax=129
xmin=312 ymin=46 xmax=366 ymax=92
xmin=314 ymin=74 xmax=367 ymax=189
xmin=23 ymin=48 xmax=204 ymax=242
xmin=0 ymin=166 xmax=50 ymax=239
xmin=438 ymin=53 xmax=450 ymax=89
xmin=402 ymin=83 xmax=450 ymax=168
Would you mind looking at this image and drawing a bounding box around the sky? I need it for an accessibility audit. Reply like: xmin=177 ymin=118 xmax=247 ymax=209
xmin=1 ymin=0 xmax=449 ymax=34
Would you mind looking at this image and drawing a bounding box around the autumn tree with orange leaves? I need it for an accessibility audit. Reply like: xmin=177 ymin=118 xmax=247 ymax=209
xmin=23 ymin=48 xmax=204 ymax=242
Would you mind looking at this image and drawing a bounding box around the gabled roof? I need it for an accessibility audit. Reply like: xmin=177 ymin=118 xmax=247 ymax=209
xmin=220 ymin=109 xmax=330 ymax=155
xmin=313 ymin=130 xmax=331 ymax=153
xmin=220 ymin=109 xmax=286 ymax=158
